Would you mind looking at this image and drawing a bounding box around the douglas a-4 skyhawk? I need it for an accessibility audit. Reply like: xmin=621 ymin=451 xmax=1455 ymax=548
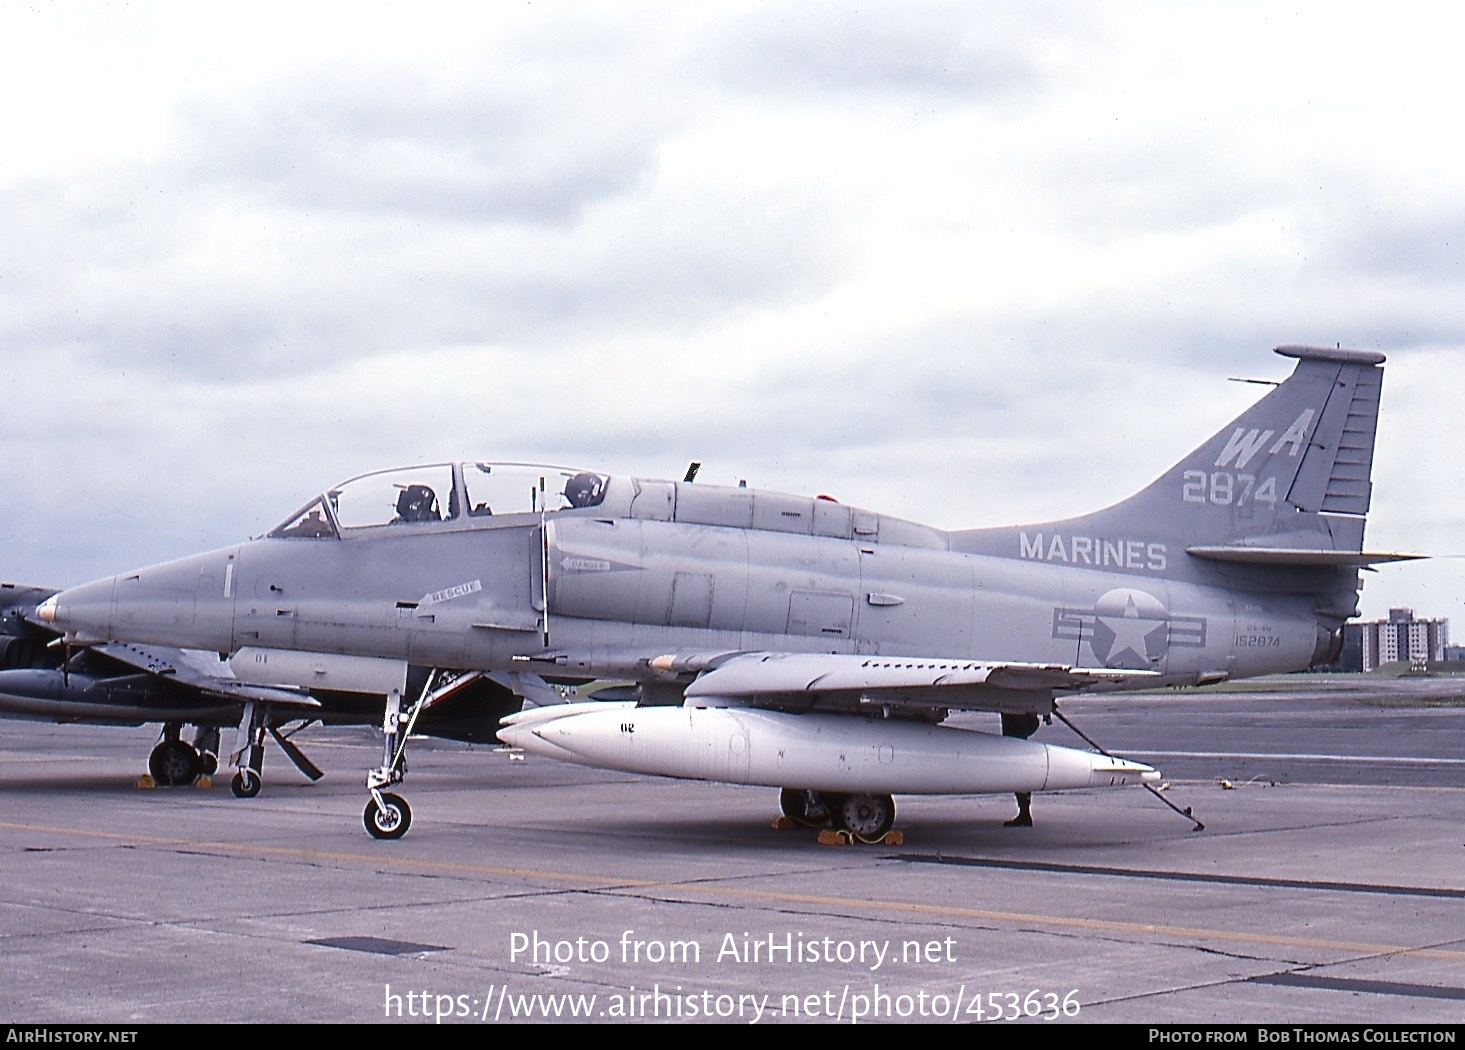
xmin=33 ymin=346 xmax=1417 ymax=839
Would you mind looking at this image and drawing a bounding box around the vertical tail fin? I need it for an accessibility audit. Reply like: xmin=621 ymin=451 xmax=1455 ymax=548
xmin=956 ymin=345 xmax=1387 ymax=558
xmin=1122 ymin=344 xmax=1385 ymax=551
xmin=952 ymin=346 xmax=1416 ymax=675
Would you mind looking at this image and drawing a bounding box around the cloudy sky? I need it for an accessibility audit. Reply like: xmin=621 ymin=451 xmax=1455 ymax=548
xmin=2 ymin=2 xmax=1460 ymax=630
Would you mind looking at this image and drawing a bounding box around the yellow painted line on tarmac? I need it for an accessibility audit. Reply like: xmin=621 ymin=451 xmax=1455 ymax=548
xmin=4 ymin=819 xmax=1462 ymax=962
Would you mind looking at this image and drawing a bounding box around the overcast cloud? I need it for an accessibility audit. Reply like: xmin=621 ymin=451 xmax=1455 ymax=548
xmin=2 ymin=1 xmax=1461 ymax=631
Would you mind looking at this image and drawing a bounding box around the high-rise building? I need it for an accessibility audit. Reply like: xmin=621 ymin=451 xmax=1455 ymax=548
xmin=1352 ymin=608 xmax=1450 ymax=671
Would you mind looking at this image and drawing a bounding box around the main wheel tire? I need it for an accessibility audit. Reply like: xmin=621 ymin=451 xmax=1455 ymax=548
xmin=231 ymin=770 xmax=261 ymax=798
xmin=779 ymin=788 xmax=836 ymax=827
xmin=837 ymin=793 xmax=895 ymax=842
xmin=148 ymin=740 xmax=202 ymax=787
xmin=364 ymin=793 xmax=412 ymax=840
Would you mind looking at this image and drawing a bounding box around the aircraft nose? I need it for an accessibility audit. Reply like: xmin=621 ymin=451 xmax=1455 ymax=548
xmin=38 ymin=547 xmax=240 ymax=652
xmin=32 ymin=577 xmax=115 ymax=645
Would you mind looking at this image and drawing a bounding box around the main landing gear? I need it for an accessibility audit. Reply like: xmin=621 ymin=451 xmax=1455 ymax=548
xmin=144 ymin=724 xmax=220 ymax=787
xmin=148 ymin=738 xmax=199 ymax=787
xmin=779 ymin=788 xmax=896 ymax=843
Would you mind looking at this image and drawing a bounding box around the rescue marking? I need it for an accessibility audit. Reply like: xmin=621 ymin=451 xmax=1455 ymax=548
xmin=420 ymin=580 xmax=482 ymax=606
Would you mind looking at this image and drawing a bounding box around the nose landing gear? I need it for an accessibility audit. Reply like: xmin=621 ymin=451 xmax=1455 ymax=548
xmin=361 ymin=670 xmax=486 ymax=839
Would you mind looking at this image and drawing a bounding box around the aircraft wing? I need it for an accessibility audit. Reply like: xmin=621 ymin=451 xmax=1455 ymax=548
xmin=92 ymin=642 xmax=320 ymax=709
xmin=676 ymin=651 xmax=1156 ymax=716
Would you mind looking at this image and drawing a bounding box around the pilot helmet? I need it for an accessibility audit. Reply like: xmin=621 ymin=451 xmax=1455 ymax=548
xmin=396 ymin=484 xmax=438 ymax=522
xmin=564 ymin=472 xmax=603 ymax=508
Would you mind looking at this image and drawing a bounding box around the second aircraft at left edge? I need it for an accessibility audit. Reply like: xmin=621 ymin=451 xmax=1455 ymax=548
xmin=0 ymin=580 xmax=536 ymax=795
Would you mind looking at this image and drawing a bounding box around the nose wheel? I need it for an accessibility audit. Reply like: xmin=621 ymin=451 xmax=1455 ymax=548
xmin=231 ymin=769 xmax=261 ymax=798
xmin=364 ymin=792 xmax=412 ymax=839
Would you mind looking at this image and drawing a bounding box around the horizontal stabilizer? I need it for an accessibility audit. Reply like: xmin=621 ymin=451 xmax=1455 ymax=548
xmin=1186 ymin=546 xmax=1425 ymax=567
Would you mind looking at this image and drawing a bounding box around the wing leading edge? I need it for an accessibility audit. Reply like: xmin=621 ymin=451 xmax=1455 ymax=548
xmin=631 ymin=650 xmax=1155 ymax=716
xmin=93 ymin=642 xmax=320 ymax=709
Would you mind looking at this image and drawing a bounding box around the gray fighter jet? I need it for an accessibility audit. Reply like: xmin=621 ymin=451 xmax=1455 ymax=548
xmin=33 ymin=346 xmax=1418 ymax=839
xmin=1 ymin=582 xmax=530 ymax=792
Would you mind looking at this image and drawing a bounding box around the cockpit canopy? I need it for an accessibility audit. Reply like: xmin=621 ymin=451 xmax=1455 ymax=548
xmin=269 ymin=462 xmax=608 ymax=539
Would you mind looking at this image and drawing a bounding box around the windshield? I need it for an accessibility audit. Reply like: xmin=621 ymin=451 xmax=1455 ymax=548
xmin=269 ymin=497 xmax=338 ymax=539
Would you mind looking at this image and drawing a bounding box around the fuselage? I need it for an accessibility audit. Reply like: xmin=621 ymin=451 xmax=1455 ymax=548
xmin=40 ymin=463 xmax=1327 ymax=691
